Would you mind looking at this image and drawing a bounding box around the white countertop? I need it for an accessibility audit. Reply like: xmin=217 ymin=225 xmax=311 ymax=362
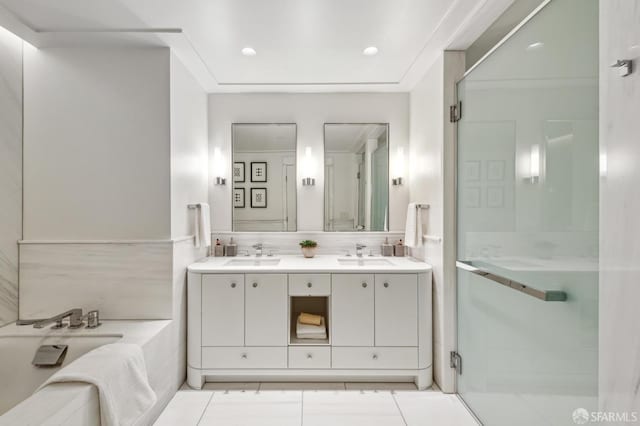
xmin=188 ymin=254 xmax=432 ymax=274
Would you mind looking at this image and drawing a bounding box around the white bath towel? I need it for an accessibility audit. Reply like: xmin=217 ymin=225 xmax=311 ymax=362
xmin=296 ymin=317 xmax=327 ymax=339
xmin=194 ymin=203 xmax=212 ymax=249
xmin=37 ymin=343 xmax=156 ymax=426
xmin=404 ymin=203 xmax=423 ymax=249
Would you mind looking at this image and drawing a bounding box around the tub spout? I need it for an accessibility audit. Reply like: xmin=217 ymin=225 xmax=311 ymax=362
xmin=29 ymin=309 xmax=84 ymax=329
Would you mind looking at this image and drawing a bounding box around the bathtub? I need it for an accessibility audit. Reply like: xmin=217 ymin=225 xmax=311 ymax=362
xmin=0 ymin=320 xmax=176 ymax=426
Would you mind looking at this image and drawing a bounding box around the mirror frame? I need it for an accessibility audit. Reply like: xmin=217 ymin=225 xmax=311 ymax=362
xmin=231 ymin=122 xmax=298 ymax=232
xmin=323 ymin=122 xmax=390 ymax=232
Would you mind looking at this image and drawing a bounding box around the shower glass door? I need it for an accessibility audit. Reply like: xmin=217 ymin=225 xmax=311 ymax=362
xmin=455 ymin=0 xmax=599 ymax=424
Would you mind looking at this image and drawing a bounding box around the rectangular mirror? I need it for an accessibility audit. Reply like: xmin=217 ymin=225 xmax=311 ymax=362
xmin=232 ymin=123 xmax=297 ymax=231
xmin=324 ymin=123 xmax=389 ymax=231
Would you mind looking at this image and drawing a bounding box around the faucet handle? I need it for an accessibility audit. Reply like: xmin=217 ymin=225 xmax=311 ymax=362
xmin=85 ymin=310 xmax=101 ymax=329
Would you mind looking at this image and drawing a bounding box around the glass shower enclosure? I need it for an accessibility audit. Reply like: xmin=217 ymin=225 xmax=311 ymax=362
xmin=455 ymin=0 xmax=599 ymax=424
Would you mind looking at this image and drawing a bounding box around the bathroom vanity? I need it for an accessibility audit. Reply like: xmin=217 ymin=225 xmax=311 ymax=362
xmin=187 ymin=255 xmax=432 ymax=389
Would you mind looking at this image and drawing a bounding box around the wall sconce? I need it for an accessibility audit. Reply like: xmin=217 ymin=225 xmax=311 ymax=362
xmin=301 ymin=147 xmax=316 ymax=186
xmin=392 ymin=146 xmax=405 ymax=186
xmin=600 ymin=152 xmax=607 ymax=178
xmin=529 ymin=144 xmax=540 ymax=183
xmin=213 ymin=147 xmax=227 ymax=185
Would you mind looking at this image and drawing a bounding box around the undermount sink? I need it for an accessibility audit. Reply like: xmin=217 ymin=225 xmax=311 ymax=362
xmin=337 ymin=258 xmax=392 ymax=266
xmin=224 ymin=258 xmax=281 ymax=266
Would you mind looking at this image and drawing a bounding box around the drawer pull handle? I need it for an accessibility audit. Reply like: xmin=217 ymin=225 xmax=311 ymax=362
xmin=307 ymin=354 xmax=313 ymax=359
xmin=252 ymin=282 xmax=258 ymax=288
xmin=241 ymin=353 xmax=247 ymax=359
xmin=384 ymin=282 xmax=389 ymax=288
xmin=231 ymin=283 xmax=236 ymax=288
xmin=307 ymin=282 xmax=313 ymax=288
xmin=362 ymin=282 xmax=368 ymax=288
xmin=372 ymin=354 xmax=378 ymax=360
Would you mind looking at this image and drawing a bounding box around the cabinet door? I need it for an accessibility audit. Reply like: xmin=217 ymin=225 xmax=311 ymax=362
xmin=245 ymin=274 xmax=287 ymax=346
xmin=202 ymin=274 xmax=244 ymax=346
xmin=331 ymin=274 xmax=374 ymax=346
xmin=375 ymin=274 xmax=418 ymax=346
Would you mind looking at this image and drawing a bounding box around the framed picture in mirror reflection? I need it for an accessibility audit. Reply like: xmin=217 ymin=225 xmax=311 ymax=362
xmin=233 ymin=162 xmax=245 ymax=183
xmin=251 ymin=162 xmax=267 ymax=182
xmin=233 ymin=188 xmax=245 ymax=208
xmin=250 ymin=188 xmax=267 ymax=208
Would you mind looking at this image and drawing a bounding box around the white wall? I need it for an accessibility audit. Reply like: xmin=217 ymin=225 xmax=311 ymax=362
xmin=23 ymin=47 xmax=171 ymax=240
xmin=0 ymin=26 xmax=22 ymax=327
xmin=599 ymin=0 xmax=640 ymax=417
xmin=409 ymin=51 xmax=464 ymax=393
xmin=170 ymin=52 xmax=209 ymax=239
xmin=208 ymin=93 xmax=410 ymax=232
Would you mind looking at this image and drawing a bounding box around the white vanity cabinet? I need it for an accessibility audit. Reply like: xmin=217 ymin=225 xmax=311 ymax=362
xmin=245 ymin=274 xmax=287 ymax=346
xmin=202 ymin=274 xmax=244 ymax=346
xmin=331 ymin=274 xmax=374 ymax=346
xmin=187 ymin=257 xmax=432 ymax=390
xmin=374 ymin=274 xmax=418 ymax=346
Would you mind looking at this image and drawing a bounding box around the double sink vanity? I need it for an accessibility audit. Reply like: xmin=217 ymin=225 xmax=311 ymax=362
xmin=187 ymin=254 xmax=433 ymax=389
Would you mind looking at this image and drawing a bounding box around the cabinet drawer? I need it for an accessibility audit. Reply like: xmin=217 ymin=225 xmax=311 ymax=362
xmin=288 ymin=347 xmax=331 ymax=369
xmin=202 ymin=347 xmax=287 ymax=369
xmin=332 ymin=347 xmax=418 ymax=369
xmin=289 ymin=274 xmax=331 ymax=296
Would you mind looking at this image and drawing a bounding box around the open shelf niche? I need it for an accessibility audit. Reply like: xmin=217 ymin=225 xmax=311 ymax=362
xmin=289 ymin=296 xmax=330 ymax=346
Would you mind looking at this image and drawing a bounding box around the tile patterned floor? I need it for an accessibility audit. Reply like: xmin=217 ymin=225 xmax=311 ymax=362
xmin=154 ymin=383 xmax=479 ymax=426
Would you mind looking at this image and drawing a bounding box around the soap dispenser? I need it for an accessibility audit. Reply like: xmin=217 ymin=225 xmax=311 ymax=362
xmin=214 ymin=239 xmax=224 ymax=257
xmin=394 ymin=239 xmax=406 ymax=257
xmin=225 ymin=237 xmax=238 ymax=257
xmin=381 ymin=237 xmax=393 ymax=257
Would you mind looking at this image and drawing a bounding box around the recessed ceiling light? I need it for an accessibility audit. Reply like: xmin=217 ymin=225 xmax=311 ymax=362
xmin=363 ymin=46 xmax=378 ymax=56
xmin=241 ymin=47 xmax=256 ymax=56
xmin=526 ymin=42 xmax=544 ymax=51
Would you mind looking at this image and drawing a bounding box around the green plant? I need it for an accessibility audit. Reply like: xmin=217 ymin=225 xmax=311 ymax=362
xmin=299 ymin=240 xmax=318 ymax=248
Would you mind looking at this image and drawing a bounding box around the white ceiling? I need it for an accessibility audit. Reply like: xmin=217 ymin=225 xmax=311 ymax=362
xmin=0 ymin=0 xmax=514 ymax=92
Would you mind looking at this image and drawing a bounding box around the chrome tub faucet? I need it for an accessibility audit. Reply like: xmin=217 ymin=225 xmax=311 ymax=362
xmin=16 ymin=308 xmax=100 ymax=329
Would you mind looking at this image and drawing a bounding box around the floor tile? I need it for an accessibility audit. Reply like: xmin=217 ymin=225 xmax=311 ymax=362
xmin=153 ymin=391 xmax=212 ymax=426
xmin=202 ymin=382 xmax=260 ymax=391
xmin=260 ymin=382 xmax=345 ymax=391
xmin=303 ymin=391 xmax=405 ymax=426
xmin=199 ymin=391 xmax=302 ymax=426
xmin=344 ymin=382 xmax=418 ymax=391
xmin=394 ymin=392 xmax=479 ymax=426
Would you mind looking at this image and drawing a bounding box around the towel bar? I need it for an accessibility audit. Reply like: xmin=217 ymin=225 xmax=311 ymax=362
xmin=456 ymin=260 xmax=567 ymax=302
xmin=423 ymin=235 xmax=442 ymax=243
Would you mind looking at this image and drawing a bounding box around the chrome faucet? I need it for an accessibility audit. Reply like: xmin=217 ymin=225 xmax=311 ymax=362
xmin=17 ymin=308 xmax=84 ymax=329
xmin=356 ymin=244 xmax=366 ymax=258
xmin=252 ymin=243 xmax=263 ymax=257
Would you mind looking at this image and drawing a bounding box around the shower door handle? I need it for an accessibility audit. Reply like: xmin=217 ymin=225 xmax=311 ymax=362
xmin=456 ymin=260 xmax=567 ymax=302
